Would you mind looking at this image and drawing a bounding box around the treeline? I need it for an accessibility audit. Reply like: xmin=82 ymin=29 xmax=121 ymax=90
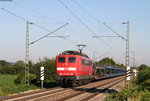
xmin=0 ymin=58 xmax=56 ymax=86
xmin=105 ymin=64 xmax=150 ymax=101
xmin=0 ymin=60 xmax=25 ymax=74
xmin=96 ymin=57 xmax=125 ymax=68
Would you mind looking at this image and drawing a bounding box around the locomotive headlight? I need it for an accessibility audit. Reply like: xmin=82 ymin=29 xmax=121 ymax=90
xmin=70 ymin=73 xmax=75 ymax=75
xmin=59 ymin=73 xmax=62 ymax=75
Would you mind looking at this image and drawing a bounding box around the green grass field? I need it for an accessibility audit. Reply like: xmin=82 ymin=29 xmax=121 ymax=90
xmin=0 ymin=74 xmax=38 ymax=96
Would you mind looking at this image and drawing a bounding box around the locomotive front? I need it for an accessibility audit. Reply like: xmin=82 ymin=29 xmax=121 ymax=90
xmin=56 ymin=51 xmax=94 ymax=87
xmin=56 ymin=51 xmax=79 ymax=86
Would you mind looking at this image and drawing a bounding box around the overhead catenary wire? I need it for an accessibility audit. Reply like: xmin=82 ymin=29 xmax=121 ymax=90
xmin=72 ymin=0 xmax=104 ymax=37
xmin=0 ymin=7 xmax=56 ymax=33
xmin=103 ymin=23 xmax=127 ymax=54
xmin=71 ymin=0 xmax=126 ymax=56
xmin=58 ymin=0 xmax=115 ymax=50
xmin=0 ymin=7 xmax=77 ymax=45
xmin=58 ymin=0 xmax=97 ymax=36
xmin=30 ymin=23 xmax=69 ymax=45
xmin=11 ymin=1 xmax=80 ymax=45
xmin=12 ymin=1 xmax=64 ymax=24
xmin=0 ymin=7 xmax=28 ymax=22
xmin=68 ymin=0 xmax=106 ymax=52
xmin=103 ymin=23 xmax=126 ymax=41
xmin=11 ymin=0 xmax=110 ymax=55
xmin=68 ymin=24 xmax=101 ymax=52
xmin=72 ymin=0 xmax=102 ymax=24
xmin=57 ymin=0 xmax=103 ymax=54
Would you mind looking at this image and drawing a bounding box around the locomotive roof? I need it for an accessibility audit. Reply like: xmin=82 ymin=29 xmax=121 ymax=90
xmin=60 ymin=50 xmax=89 ymax=58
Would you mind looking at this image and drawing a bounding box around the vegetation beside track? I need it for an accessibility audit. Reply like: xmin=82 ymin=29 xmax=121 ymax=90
xmin=0 ymin=74 xmax=38 ymax=96
xmin=104 ymin=64 xmax=150 ymax=101
xmin=0 ymin=58 xmax=56 ymax=96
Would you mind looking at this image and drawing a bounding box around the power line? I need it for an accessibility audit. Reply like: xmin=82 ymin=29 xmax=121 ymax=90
xmin=30 ymin=23 xmax=69 ymax=45
xmin=72 ymin=0 xmax=102 ymax=24
xmin=58 ymin=0 xmax=115 ymax=51
xmin=0 ymin=7 xmax=55 ymax=32
xmin=0 ymin=7 xmax=76 ymax=44
xmin=68 ymin=24 xmax=101 ymax=52
xmin=12 ymin=1 xmax=64 ymax=24
xmin=73 ymin=0 xmax=126 ymax=56
xmin=58 ymin=0 xmax=104 ymax=53
xmin=72 ymin=0 xmax=92 ymax=18
xmin=11 ymin=1 xmax=82 ymax=46
xmin=103 ymin=23 xmax=126 ymax=41
xmin=58 ymin=0 xmax=97 ymax=36
xmin=71 ymin=0 xmax=127 ymax=58
xmin=0 ymin=7 xmax=28 ymax=21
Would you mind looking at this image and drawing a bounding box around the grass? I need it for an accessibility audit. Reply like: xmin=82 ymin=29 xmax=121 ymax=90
xmin=0 ymin=74 xmax=38 ymax=96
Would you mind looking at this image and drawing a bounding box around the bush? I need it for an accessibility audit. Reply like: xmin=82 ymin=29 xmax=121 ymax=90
xmin=104 ymin=87 xmax=142 ymax=101
xmin=14 ymin=73 xmax=25 ymax=84
xmin=30 ymin=74 xmax=37 ymax=84
xmin=140 ymin=90 xmax=150 ymax=101
xmin=14 ymin=73 xmax=37 ymax=85
xmin=137 ymin=69 xmax=150 ymax=84
xmin=104 ymin=88 xmax=132 ymax=101
xmin=140 ymin=79 xmax=150 ymax=91
xmin=31 ymin=58 xmax=56 ymax=84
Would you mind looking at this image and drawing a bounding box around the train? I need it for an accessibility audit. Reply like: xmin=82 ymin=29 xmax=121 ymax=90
xmin=56 ymin=50 xmax=125 ymax=87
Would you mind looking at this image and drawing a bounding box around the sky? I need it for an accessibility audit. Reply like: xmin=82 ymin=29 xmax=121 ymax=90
xmin=0 ymin=0 xmax=150 ymax=66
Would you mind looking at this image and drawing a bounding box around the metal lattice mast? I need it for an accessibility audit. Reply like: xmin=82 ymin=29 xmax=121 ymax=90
xmin=126 ymin=21 xmax=130 ymax=67
xmin=25 ymin=21 xmax=30 ymax=85
xmin=126 ymin=21 xmax=130 ymax=87
xmin=122 ymin=21 xmax=130 ymax=87
xmin=132 ymin=51 xmax=135 ymax=67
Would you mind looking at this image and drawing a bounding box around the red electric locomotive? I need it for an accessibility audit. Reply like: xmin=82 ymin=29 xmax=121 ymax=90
xmin=56 ymin=50 xmax=94 ymax=86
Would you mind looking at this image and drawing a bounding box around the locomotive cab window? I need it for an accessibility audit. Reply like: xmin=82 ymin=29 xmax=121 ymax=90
xmin=68 ymin=57 xmax=76 ymax=63
xmin=58 ymin=57 xmax=65 ymax=63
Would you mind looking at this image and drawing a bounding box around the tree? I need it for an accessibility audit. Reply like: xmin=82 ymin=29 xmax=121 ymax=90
xmin=136 ymin=64 xmax=150 ymax=91
xmin=32 ymin=58 xmax=56 ymax=84
xmin=138 ymin=64 xmax=149 ymax=71
xmin=0 ymin=60 xmax=12 ymax=74
xmin=98 ymin=57 xmax=116 ymax=65
xmin=0 ymin=60 xmax=9 ymax=66
xmin=12 ymin=61 xmax=25 ymax=74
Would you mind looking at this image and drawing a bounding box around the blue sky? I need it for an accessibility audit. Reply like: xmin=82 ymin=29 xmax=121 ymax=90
xmin=0 ymin=0 xmax=150 ymax=66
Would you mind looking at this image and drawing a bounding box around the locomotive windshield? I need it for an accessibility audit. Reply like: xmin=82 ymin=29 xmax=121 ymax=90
xmin=68 ymin=57 xmax=76 ymax=63
xmin=58 ymin=57 xmax=65 ymax=63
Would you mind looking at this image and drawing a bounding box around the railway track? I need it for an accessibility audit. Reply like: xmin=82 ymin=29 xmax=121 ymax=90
xmin=0 ymin=76 xmax=124 ymax=101
xmin=76 ymin=78 xmax=124 ymax=101
xmin=0 ymin=87 xmax=67 ymax=101
xmin=56 ymin=76 xmax=124 ymax=101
